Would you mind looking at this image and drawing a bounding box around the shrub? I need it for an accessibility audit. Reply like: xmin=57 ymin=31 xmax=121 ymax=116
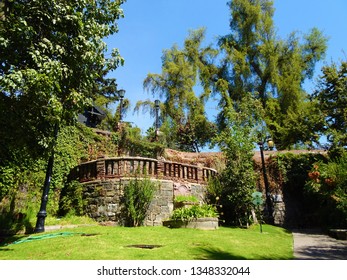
xmin=58 ymin=180 xmax=85 ymax=216
xmin=270 ymin=152 xmax=331 ymax=228
xmin=171 ymin=204 xmax=218 ymax=222
xmin=210 ymin=94 xmax=261 ymax=227
xmin=122 ymin=178 xmax=157 ymax=227
xmin=306 ymin=153 xmax=347 ymax=228
xmin=0 ymin=193 xmax=36 ymax=234
xmin=206 ymin=146 xmax=257 ymax=227
xmin=274 ymin=152 xmax=327 ymax=191
xmin=118 ymin=125 xmax=165 ymax=158
xmin=174 ymin=195 xmax=199 ymax=203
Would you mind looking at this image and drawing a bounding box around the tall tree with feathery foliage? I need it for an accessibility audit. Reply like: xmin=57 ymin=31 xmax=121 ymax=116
xmin=215 ymin=0 xmax=327 ymax=149
xmin=135 ymin=28 xmax=217 ymax=152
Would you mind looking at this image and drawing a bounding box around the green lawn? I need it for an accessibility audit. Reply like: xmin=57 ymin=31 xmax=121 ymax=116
xmin=0 ymin=225 xmax=293 ymax=260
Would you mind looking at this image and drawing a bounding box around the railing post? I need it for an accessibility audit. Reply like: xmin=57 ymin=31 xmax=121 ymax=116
xmin=157 ymin=160 xmax=164 ymax=179
xmin=96 ymin=156 xmax=106 ymax=180
xmin=197 ymin=167 xmax=202 ymax=182
xmin=139 ymin=160 xmax=144 ymax=175
xmin=148 ymin=160 xmax=152 ymax=176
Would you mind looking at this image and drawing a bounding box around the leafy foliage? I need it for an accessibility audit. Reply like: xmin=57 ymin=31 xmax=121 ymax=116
xmin=58 ymin=180 xmax=85 ymax=217
xmin=0 ymin=163 xmax=19 ymax=200
xmin=313 ymin=60 xmax=347 ymax=153
xmin=135 ymin=1 xmax=328 ymax=151
xmin=171 ymin=204 xmax=218 ymax=222
xmin=274 ymin=152 xmax=327 ymax=188
xmin=209 ymin=94 xmax=262 ymax=226
xmin=270 ymin=152 xmax=329 ymax=228
xmin=216 ymin=0 xmax=327 ymax=149
xmin=0 ymin=125 xmax=118 ymax=231
xmin=122 ymin=178 xmax=157 ymax=227
xmin=306 ymin=153 xmax=347 ymax=228
xmin=0 ymin=0 xmax=125 ymax=228
xmin=136 ymin=28 xmax=217 ymax=152
xmin=174 ymin=195 xmax=199 ymax=203
xmin=0 ymin=0 xmax=125 ymax=158
xmin=118 ymin=124 xmax=165 ymax=158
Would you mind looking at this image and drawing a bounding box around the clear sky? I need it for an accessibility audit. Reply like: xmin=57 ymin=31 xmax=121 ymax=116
xmin=107 ymin=0 xmax=347 ymax=135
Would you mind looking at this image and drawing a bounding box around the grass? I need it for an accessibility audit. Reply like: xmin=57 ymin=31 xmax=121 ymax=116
xmin=0 ymin=214 xmax=98 ymax=236
xmin=43 ymin=215 xmax=98 ymax=226
xmin=0 ymin=224 xmax=293 ymax=260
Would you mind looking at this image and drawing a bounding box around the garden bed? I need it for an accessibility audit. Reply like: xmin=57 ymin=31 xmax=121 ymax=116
xmin=329 ymin=229 xmax=347 ymax=240
xmin=163 ymin=217 xmax=219 ymax=230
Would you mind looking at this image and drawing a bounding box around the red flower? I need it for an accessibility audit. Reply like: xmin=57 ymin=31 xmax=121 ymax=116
xmin=308 ymin=171 xmax=320 ymax=180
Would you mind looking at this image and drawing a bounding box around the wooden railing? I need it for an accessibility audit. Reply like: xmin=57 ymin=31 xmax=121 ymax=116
xmin=70 ymin=156 xmax=217 ymax=183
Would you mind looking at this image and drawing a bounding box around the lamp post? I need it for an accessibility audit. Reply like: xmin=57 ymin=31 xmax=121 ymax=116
xmin=257 ymin=137 xmax=274 ymax=223
xmin=34 ymin=123 xmax=59 ymax=233
xmin=118 ymin=89 xmax=125 ymax=122
xmin=154 ymin=99 xmax=160 ymax=141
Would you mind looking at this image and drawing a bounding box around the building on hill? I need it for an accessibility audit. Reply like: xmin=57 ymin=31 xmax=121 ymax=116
xmin=78 ymin=105 xmax=106 ymax=128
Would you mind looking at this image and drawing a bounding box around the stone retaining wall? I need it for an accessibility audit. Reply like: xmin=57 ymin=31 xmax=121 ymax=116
xmin=82 ymin=178 xmax=207 ymax=226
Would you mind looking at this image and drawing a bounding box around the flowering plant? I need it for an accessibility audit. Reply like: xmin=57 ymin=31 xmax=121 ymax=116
xmin=305 ymin=155 xmax=347 ymax=227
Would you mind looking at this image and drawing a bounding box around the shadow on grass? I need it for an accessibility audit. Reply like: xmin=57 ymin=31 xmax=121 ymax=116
xmin=0 ymin=235 xmax=27 ymax=248
xmin=196 ymin=247 xmax=247 ymax=260
xmin=0 ymin=247 xmax=13 ymax=252
xmin=195 ymin=246 xmax=293 ymax=260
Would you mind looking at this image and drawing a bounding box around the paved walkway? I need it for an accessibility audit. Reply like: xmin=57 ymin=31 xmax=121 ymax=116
xmin=293 ymin=229 xmax=347 ymax=260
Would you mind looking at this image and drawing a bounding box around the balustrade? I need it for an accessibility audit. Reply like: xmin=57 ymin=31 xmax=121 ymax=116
xmin=77 ymin=160 xmax=97 ymax=182
xmin=73 ymin=156 xmax=217 ymax=183
xmin=104 ymin=157 xmax=158 ymax=178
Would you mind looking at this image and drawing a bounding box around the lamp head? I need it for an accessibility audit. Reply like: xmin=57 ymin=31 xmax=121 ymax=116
xmin=118 ymin=89 xmax=125 ymax=99
xmin=267 ymin=138 xmax=274 ymax=150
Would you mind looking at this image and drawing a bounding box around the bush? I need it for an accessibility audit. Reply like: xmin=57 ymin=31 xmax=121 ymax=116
xmin=122 ymin=178 xmax=157 ymax=227
xmin=269 ymin=152 xmax=330 ymax=228
xmin=171 ymin=204 xmax=218 ymax=222
xmin=306 ymin=153 xmax=347 ymax=228
xmin=118 ymin=125 xmax=165 ymax=158
xmin=174 ymin=195 xmax=199 ymax=203
xmin=58 ymin=180 xmax=85 ymax=216
xmin=210 ymin=94 xmax=261 ymax=227
xmin=274 ymin=153 xmax=327 ymax=191
xmin=0 ymin=192 xmax=36 ymax=234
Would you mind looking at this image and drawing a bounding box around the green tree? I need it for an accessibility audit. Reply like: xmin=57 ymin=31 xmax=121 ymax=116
xmin=135 ymin=28 xmax=217 ymax=152
xmin=216 ymin=0 xmax=327 ymax=149
xmin=265 ymin=98 xmax=325 ymax=149
xmin=0 ymin=0 xmax=125 ymax=161
xmin=210 ymin=93 xmax=263 ymax=226
xmin=93 ymin=94 xmax=130 ymax=132
xmin=313 ymin=60 xmax=347 ymax=154
xmin=0 ymin=0 xmax=126 ymax=229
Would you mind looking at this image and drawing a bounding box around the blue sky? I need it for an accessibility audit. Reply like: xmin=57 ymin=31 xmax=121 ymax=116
xmin=107 ymin=0 xmax=347 ymax=135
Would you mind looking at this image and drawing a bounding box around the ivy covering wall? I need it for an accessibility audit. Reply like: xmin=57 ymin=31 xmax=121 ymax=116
xmin=0 ymin=124 xmax=117 ymax=233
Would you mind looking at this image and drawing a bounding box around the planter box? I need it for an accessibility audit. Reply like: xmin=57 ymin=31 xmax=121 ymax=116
xmin=163 ymin=217 xmax=219 ymax=230
xmin=329 ymin=229 xmax=347 ymax=240
xmin=174 ymin=201 xmax=199 ymax=209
